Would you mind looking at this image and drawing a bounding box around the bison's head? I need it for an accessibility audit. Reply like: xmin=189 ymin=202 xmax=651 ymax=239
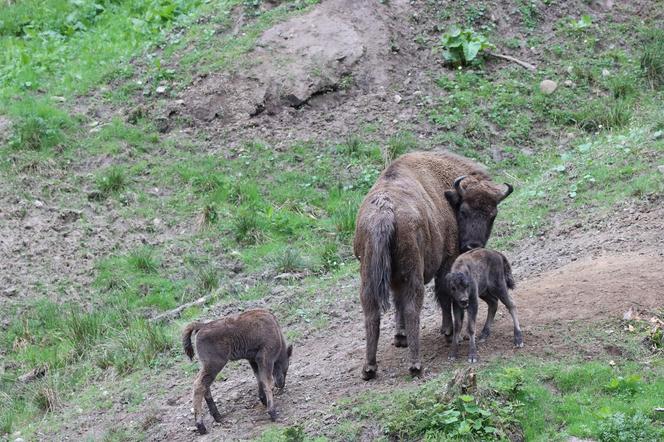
xmin=446 ymin=271 xmax=472 ymax=309
xmin=273 ymin=343 xmax=293 ymax=389
xmin=445 ymin=175 xmax=513 ymax=253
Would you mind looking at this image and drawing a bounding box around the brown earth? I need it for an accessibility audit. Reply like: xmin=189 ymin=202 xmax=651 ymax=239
xmin=48 ymin=196 xmax=664 ymax=441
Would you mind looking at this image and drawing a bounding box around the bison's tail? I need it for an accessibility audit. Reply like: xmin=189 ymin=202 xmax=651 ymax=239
xmin=502 ymin=255 xmax=515 ymax=290
xmin=182 ymin=322 xmax=204 ymax=360
xmin=362 ymin=209 xmax=395 ymax=312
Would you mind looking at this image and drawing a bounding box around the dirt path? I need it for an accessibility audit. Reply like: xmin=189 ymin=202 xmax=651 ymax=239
xmin=131 ymin=250 xmax=662 ymax=442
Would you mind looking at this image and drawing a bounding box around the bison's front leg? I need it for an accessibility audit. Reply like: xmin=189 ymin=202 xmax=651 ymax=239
xmin=435 ymin=272 xmax=454 ymax=343
xmin=361 ymin=294 xmax=381 ymax=380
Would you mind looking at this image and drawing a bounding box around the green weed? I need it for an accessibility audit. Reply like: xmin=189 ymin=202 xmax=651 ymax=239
xmin=641 ymin=29 xmax=664 ymax=89
xmin=272 ymin=247 xmax=307 ymax=274
xmin=439 ymin=27 xmax=494 ymax=67
xmin=598 ymin=412 xmax=662 ymax=442
xmin=96 ymin=166 xmax=128 ymax=195
xmin=128 ymin=248 xmax=158 ymax=274
xmin=385 ymin=131 xmax=418 ymax=163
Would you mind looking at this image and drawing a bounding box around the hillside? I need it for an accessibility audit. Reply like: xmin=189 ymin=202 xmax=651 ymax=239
xmin=1 ymin=0 xmax=663 ymax=441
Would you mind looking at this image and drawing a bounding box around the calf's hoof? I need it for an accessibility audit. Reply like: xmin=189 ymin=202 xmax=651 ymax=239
xmin=468 ymin=354 xmax=479 ymax=364
xmin=478 ymin=332 xmax=490 ymax=343
xmin=268 ymin=409 xmax=278 ymax=422
xmin=196 ymin=422 xmax=208 ymax=435
xmin=361 ymin=365 xmax=377 ymax=380
xmin=211 ymin=411 xmax=223 ymax=423
xmin=393 ymin=334 xmax=408 ymax=347
xmin=409 ymin=363 xmax=422 ymax=377
xmin=514 ymin=340 xmax=524 ymax=348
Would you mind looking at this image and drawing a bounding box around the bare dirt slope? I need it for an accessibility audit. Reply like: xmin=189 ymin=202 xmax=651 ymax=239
xmin=53 ymin=199 xmax=664 ymax=442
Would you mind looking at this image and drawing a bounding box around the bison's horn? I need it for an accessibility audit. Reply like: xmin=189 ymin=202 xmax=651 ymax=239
xmin=453 ymin=176 xmax=466 ymax=195
xmin=500 ymin=183 xmax=514 ymax=200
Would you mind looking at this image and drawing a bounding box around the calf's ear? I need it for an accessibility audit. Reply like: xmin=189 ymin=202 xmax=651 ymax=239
xmin=444 ymin=190 xmax=460 ymax=209
xmin=287 ymin=344 xmax=293 ymax=357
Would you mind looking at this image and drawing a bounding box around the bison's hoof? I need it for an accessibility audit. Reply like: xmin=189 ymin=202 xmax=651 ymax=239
xmin=409 ymin=363 xmax=422 ymax=377
xmin=442 ymin=332 xmax=453 ymax=344
xmin=361 ymin=365 xmax=377 ymax=380
xmin=211 ymin=412 xmax=223 ymax=423
xmin=448 ymin=354 xmax=457 ymax=361
xmin=268 ymin=410 xmax=278 ymax=422
xmin=196 ymin=422 xmax=208 ymax=435
xmin=514 ymin=341 xmax=524 ymax=348
xmin=468 ymin=355 xmax=478 ymax=364
xmin=394 ymin=334 xmax=408 ymax=347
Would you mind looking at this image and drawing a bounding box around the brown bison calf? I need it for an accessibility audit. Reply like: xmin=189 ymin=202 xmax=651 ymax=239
xmin=182 ymin=309 xmax=293 ymax=435
xmin=446 ymin=248 xmax=523 ymax=363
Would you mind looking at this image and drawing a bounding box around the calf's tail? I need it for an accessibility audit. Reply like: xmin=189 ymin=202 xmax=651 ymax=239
xmin=502 ymin=255 xmax=515 ymax=290
xmin=362 ymin=208 xmax=395 ymax=312
xmin=182 ymin=322 xmax=204 ymax=360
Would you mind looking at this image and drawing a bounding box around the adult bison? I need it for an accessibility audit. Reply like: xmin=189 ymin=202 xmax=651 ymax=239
xmin=353 ymin=151 xmax=512 ymax=379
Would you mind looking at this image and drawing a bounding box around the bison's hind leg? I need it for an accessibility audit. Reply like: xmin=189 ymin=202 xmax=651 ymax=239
xmin=361 ymin=291 xmax=382 ymax=380
xmin=393 ymin=299 xmax=408 ymax=348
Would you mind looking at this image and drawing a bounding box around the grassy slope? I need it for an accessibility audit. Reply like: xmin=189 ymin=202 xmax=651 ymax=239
xmin=0 ymin=0 xmax=663 ymax=440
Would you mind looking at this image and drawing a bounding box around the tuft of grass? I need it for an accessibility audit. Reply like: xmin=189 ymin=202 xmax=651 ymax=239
xmin=195 ymin=266 xmax=219 ymax=293
xmin=127 ymin=248 xmax=158 ymax=274
xmin=641 ymin=30 xmax=664 ymax=89
xmin=196 ymin=204 xmax=218 ymax=230
xmin=9 ymin=115 xmax=64 ymax=151
xmin=232 ymin=209 xmax=264 ymax=244
xmin=319 ymin=241 xmax=342 ymax=273
xmin=96 ymin=166 xmax=128 ymax=195
xmin=272 ymin=247 xmax=307 ymax=274
xmin=385 ymin=131 xmax=418 ymax=163
xmin=575 ymin=99 xmax=632 ymax=132
xmin=332 ymin=199 xmax=360 ymax=236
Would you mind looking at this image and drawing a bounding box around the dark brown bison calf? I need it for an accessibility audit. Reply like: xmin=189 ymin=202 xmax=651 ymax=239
xmin=182 ymin=309 xmax=293 ymax=435
xmin=446 ymin=248 xmax=523 ymax=363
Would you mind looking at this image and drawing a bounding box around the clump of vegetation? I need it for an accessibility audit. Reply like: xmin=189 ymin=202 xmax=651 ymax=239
xmin=385 ymin=131 xmax=417 ymax=163
xmin=386 ymin=392 xmax=516 ymax=440
xmin=196 ymin=204 xmax=219 ymax=230
xmin=641 ymin=30 xmax=664 ymax=89
xmin=8 ymin=115 xmax=65 ymax=151
xmin=232 ymin=210 xmax=264 ymax=244
xmin=331 ymin=199 xmax=360 ymax=236
xmin=272 ymin=247 xmax=307 ymax=274
xmin=195 ymin=266 xmax=220 ymax=293
xmin=128 ymin=248 xmax=158 ymax=274
xmin=439 ymin=27 xmax=494 ymax=67
xmin=319 ymin=241 xmax=342 ymax=273
xmin=604 ymin=375 xmax=643 ymax=396
xmin=598 ymin=412 xmax=662 ymax=442
xmin=96 ymin=166 xmax=128 ymax=195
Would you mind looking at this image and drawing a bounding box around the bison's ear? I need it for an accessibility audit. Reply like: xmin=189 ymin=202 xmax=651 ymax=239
xmin=287 ymin=344 xmax=293 ymax=358
xmin=444 ymin=190 xmax=461 ymax=209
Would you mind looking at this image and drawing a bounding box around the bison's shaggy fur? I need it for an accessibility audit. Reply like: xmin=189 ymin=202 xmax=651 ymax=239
xmin=182 ymin=309 xmax=292 ymax=434
xmin=354 ymin=151 xmax=512 ymax=379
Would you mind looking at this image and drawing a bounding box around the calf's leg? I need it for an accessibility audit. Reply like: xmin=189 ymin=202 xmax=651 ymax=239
xmin=500 ymin=289 xmax=524 ymax=347
xmin=467 ymin=302 xmax=479 ymax=363
xmin=192 ymin=361 xmax=226 ymax=434
xmin=250 ymin=360 xmax=266 ymax=406
xmin=478 ymin=297 xmax=498 ymax=342
xmin=449 ymin=303 xmax=464 ymax=361
xmin=257 ymin=355 xmax=278 ymax=421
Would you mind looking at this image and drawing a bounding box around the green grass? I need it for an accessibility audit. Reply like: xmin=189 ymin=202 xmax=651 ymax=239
xmin=336 ymin=357 xmax=664 ymax=442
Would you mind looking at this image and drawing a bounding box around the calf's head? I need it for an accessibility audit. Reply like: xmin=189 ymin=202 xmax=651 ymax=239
xmin=446 ymin=272 xmax=471 ymax=309
xmin=445 ymin=175 xmax=513 ymax=253
xmin=273 ymin=343 xmax=293 ymax=389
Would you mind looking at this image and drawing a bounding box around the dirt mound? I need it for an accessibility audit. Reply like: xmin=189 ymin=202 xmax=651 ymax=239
xmin=179 ymin=0 xmax=406 ymax=125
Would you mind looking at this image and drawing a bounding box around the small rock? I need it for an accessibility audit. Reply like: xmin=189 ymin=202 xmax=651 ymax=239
xmin=14 ymin=438 xmax=24 ymax=442
xmin=156 ymin=85 xmax=168 ymax=95
xmin=602 ymin=69 xmax=610 ymax=77
xmin=657 ymin=165 xmax=664 ymax=174
xmin=394 ymin=94 xmax=402 ymax=104
xmin=563 ymin=80 xmax=574 ymax=87
xmin=653 ymin=130 xmax=663 ymax=140
xmin=539 ymin=79 xmax=558 ymax=95
xmin=3 ymin=288 xmax=18 ymax=297
xmin=34 ymin=200 xmax=44 ymax=208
